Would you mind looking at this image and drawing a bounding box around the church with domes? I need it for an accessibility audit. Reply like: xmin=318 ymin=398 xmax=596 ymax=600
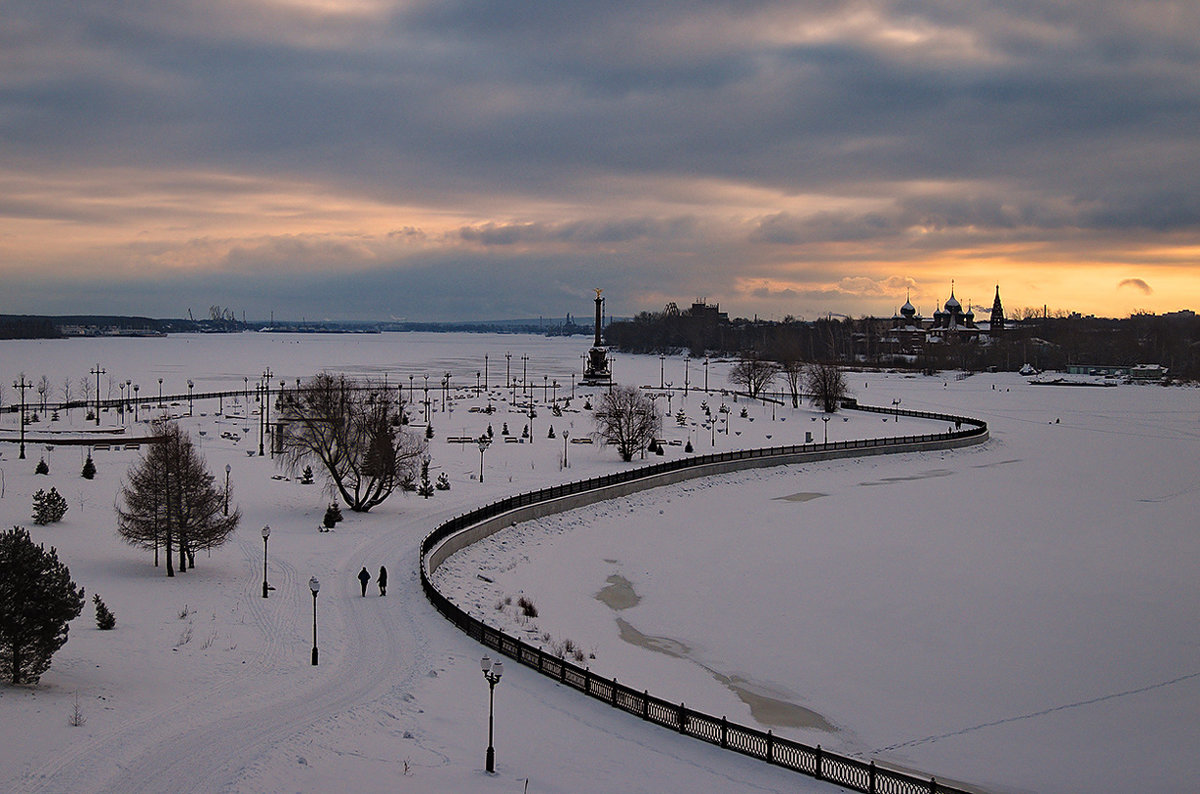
xmin=886 ymin=283 xmax=1004 ymax=356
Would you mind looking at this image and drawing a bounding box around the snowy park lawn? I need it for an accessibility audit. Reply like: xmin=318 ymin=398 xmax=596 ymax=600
xmin=1 ymin=332 xmax=1197 ymax=794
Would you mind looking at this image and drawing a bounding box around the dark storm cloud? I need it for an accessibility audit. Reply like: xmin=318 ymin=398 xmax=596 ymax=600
xmin=2 ymin=0 xmax=1199 ymax=318
xmin=1118 ymin=278 xmax=1152 ymax=295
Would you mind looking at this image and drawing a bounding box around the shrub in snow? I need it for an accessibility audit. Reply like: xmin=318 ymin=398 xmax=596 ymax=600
xmin=425 ymin=423 xmax=434 ymax=440
xmin=300 ymin=465 xmax=314 ymax=485
xmin=547 ymin=425 xmax=555 ymax=438
xmin=501 ymin=422 xmax=509 ymax=436
xmin=32 ymin=488 xmax=69 ymax=525
xmin=81 ymin=455 xmax=96 ymax=480
xmin=93 ymin=594 xmax=116 ymax=630
xmin=35 ymin=458 xmax=49 ymax=475
xmin=435 ymin=472 xmax=450 ymax=490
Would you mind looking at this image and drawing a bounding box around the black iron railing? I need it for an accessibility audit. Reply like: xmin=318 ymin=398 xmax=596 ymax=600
xmin=420 ymin=403 xmax=988 ymax=794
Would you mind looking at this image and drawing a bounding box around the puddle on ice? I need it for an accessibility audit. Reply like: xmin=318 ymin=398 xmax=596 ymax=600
xmin=596 ymin=574 xmax=641 ymax=610
xmin=774 ymin=491 xmax=827 ymax=502
xmin=859 ymin=468 xmax=954 ymax=486
xmin=612 ymin=616 xmax=837 ymax=733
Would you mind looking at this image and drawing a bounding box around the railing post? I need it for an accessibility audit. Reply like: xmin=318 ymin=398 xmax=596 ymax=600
xmin=611 ymin=677 xmax=618 ymax=705
xmin=678 ymin=702 xmax=687 ymax=733
xmin=766 ymin=730 xmax=773 ymax=762
xmin=930 ymin=777 xmax=938 ymax=794
xmin=584 ymin=668 xmax=591 ymax=694
xmin=720 ymin=716 xmax=728 ymax=748
xmin=869 ymin=759 xmax=876 ymax=793
xmin=815 ymin=744 xmax=822 ymax=779
xmin=642 ymin=690 xmax=649 ymax=720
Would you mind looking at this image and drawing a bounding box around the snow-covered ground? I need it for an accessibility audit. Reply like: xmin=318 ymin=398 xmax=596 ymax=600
xmin=1 ymin=332 xmax=1196 ymax=794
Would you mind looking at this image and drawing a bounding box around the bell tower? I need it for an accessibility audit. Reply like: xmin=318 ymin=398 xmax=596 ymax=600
xmin=989 ymin=285 xmax=1005 ymax=336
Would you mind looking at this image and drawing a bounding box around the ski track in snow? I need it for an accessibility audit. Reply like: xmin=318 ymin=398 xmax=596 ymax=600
xmin=16 ymin=507 xmax=454 ymax=794
xmin=873 ymin=671 xmax=1200 ymax=753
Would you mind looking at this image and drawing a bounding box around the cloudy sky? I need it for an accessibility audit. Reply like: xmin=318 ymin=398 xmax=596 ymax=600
xmin=3 ymin=0 xmax=1199 ymax=322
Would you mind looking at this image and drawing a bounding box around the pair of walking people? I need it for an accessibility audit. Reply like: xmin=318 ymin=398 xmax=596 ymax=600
xmin=358 ymin=565 xmax=387 ymax=596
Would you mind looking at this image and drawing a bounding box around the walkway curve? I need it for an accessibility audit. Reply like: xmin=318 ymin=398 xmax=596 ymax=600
xmin=421 ymin=402 xmax=988 ymax=794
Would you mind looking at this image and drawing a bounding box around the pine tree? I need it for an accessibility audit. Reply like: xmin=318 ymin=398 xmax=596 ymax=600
xmin=81 ymin=455 xmax=96 ymax=480
xmin=435 ymin=472 xmax=450 ymax=490
xmin=35 ymin=458 xmax=49 ymax=475
xmin=93 ymin=594 xmax=116 ymax=630
xmin=417 ymin=458 xmax=434 ymax=498
xmin=116 ymin=421 xmax=240 ymax=576
xmin=0 ymin=527 xmax=85 ymax=684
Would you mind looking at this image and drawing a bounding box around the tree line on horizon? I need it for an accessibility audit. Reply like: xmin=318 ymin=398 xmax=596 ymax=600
xmin=604 ymin=308 xmax=1200 ymax=380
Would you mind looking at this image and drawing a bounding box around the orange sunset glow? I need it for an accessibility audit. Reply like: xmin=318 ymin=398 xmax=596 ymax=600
xmin=2 ymin=2 xmax=1198 ymax=320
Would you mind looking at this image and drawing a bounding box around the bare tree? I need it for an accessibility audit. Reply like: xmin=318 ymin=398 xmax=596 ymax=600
xmin=774 ymin=338 xmax=806 ymax=408
xmin=728 ymin=356 xmax=780 ymax=399
xmin=593 ymin=385 xmax=662 ymax=462
xmin=78 ymin=377 xmax=92 ymax=418
xmin=276 ymin=373 xmax=424 ymax=512
xmin=804 ymin=363 xmax=849 ymax=413
xmin=61 ymin=378 xmax=72 ymax=416
xmin=36 ymin=375 xmax=50 ymax=413
xmin=116 ymin=421 xmax=239 ymax=575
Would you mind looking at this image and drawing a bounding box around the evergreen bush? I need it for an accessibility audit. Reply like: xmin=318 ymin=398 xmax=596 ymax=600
xmin=93 ymin=594 xmax=116 ymax=630
xmin=35 ymin=458 xmax=49 ymax=475
xmin=32 ymin=488 xmax=69 ymax=525
xmin=81 ymin=455 xmax=96 ymax=480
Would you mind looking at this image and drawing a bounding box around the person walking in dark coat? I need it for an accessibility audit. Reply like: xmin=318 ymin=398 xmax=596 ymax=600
xmin=358 ymin=566 xmax=370 ymax=597
xmin=378 ymin=565 xmax=388 ymax=596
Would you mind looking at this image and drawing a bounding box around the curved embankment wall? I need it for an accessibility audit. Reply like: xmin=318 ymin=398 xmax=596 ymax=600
xmin=421 ymin=403 xmax=988 ymax=794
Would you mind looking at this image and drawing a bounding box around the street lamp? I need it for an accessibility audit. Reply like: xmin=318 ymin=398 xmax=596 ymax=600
xmin=13 ymin=375 xmax=30 ymax=459
xmin=562 ymin=430 xmax=569 ymax=467
xmin=125 ymin=379 xmax=132 ymax=417
xmin=442 ymin=372 xmax=449 ymax=413
xmin=477 ymin=435 xmax=491 ymax=483
xmin=660 ymin=353 xmax=665 ymax=388
xmin=261 ymin=525 xmax=271 ymax=598
xmin=484 ymin=354 xmax=489 ymax=390
xmin=224 ymin=464 xmax=231 ymax=515
xmin=133 ymin=384 xmax=140 ymax=422
xmin=481 ymin=655 xmax=504 ymax=773
xmin=309 ymin=576 xmax=320 ymax=665
xmin=704 ymin=357 xmax=709 ymax=392
xmin=822 ymin=414 xmax=831 ymax=444
xmin=543 ymin=374 xmax=548 ymax=403
xmin=892 ymin=398 xmax=902 ymax=420
xmin=91 ymin=364 xmax=105 ymax=426
xmin=187 ymin=379 xmax=194 ymax=416
xmin=521 ymin=355 xmax=529 ymax=399
xmin=158 ymin=377 xmax=164 ymax=408
xmin=119 ymin=382 xmax=127 ymax=424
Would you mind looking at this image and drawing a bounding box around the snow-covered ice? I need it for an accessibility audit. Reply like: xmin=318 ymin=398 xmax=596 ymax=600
xmin=1 ymin=332 xmax=1196 ymax=794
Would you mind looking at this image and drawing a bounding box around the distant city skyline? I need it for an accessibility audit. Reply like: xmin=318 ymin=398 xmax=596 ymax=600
xmin=3 ymin=2 xmax=1198 ymax=322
